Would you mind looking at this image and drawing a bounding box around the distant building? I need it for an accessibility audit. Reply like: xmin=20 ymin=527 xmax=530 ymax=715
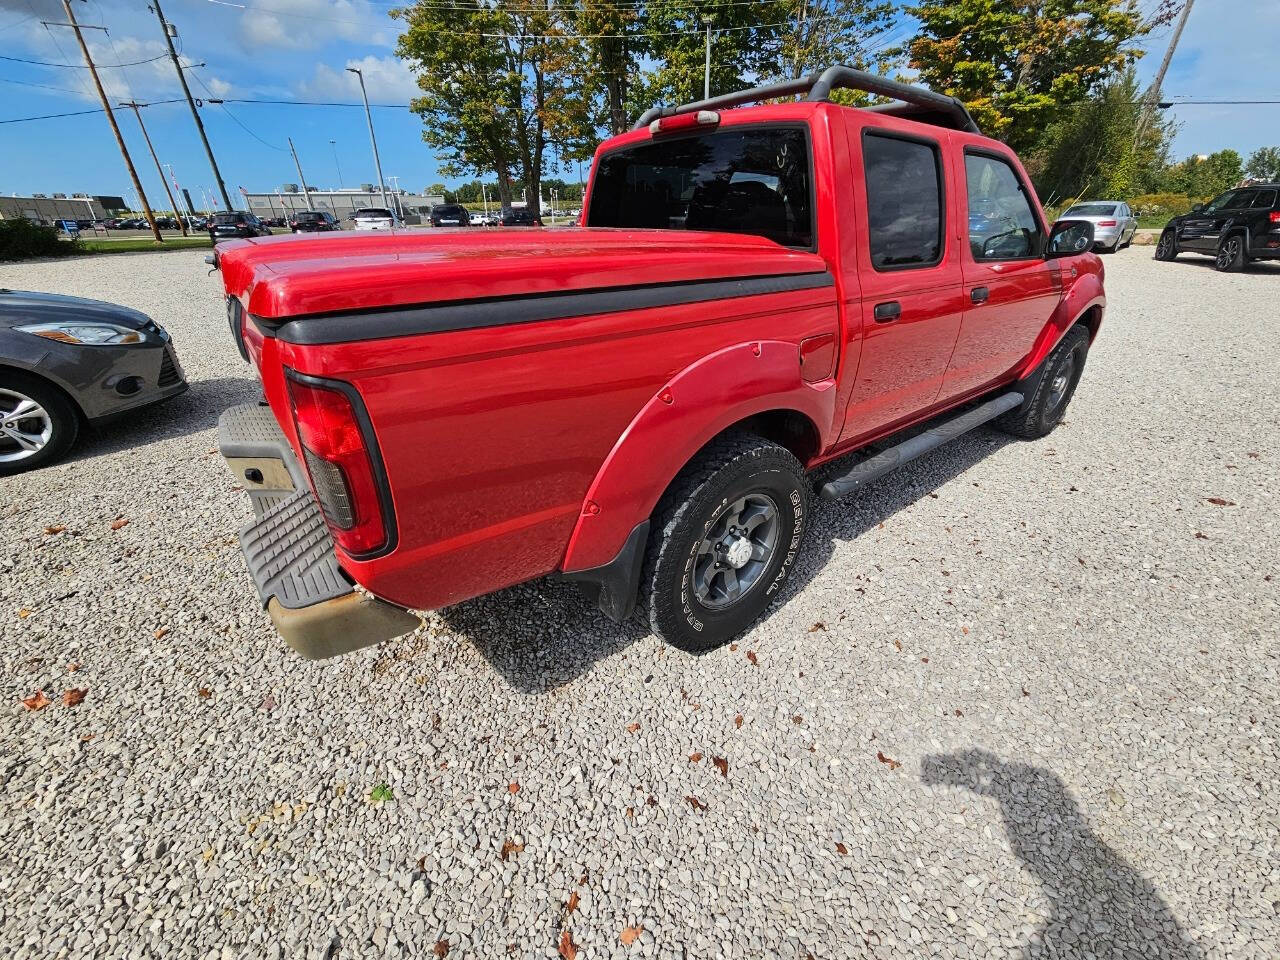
xmin=0 ymin=194 xmax=110 ymax=223
xmin=241 ymin=186 xmax=445 ymax=224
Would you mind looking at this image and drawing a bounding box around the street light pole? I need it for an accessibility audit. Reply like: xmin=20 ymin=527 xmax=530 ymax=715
xmin=347 ymin=67 xmax=390 ymax=214
xmin=703 ymin=18 xmax=713 ymax=100
xmin=150 ymin=0 xmax=233 ymax=212
xmin=120 ymin=101 xmax=189 ymax=236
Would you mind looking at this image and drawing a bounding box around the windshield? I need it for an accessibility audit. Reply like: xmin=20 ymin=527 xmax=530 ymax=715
xmin=1202 ymin=191 xmax=1244 ymax=213
xmin=587 ymin=126 xmax=813 ymax=248
xmin=354 ymin=208 xmax=393 ymax=218
xmin=1065 ymin=203 xmax=1117 ymax=217
xmin=212 ymin=214 xmax=244 ymax=224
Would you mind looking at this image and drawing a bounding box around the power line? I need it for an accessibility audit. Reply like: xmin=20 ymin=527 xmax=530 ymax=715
xmin=0 ymin=51 xmax=169 ymax=68
xmin=0 ymin=98 xmax=185 ymax=124
xmin=0 ymin=75 xmax=87 ymax=95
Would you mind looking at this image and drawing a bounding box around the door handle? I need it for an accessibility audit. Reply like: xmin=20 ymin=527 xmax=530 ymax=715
xmin=971 ymin=286 xmax=989 ymax=304
xmin=873 ymin=301 xmax=901 ymax=323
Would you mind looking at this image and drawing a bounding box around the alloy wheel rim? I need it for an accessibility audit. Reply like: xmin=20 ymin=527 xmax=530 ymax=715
xmin=0 ymin=388 xmax=53 ymax=463
xmin=1157 ymin=234 xmax=1171 ymax=257
xmin=1217 ymin=238 xmax=1239 ymax=268
xmin=692 ymin=493 xmax=780 ymax=610
xmin=1048 ymin=354 xmax=1075 ymax=412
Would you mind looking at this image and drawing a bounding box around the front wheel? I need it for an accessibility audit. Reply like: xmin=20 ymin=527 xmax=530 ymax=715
xmin=641 ymin=433 xmax=809 ymax=652
xmin=995 ymin=325 xmax=1090 ymax=440
xmin=1215 ymin=234 xmax=1246 ymax=272
xmin=0 ymin=372 xmax=80 ymax=476
xmin=1154 ymin=229 xmax=1178 ymax=261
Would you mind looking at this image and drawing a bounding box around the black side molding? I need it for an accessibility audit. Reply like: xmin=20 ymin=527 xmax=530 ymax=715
xmin=819 ymin=391 xmax=1023 ymax=501
xmin=561 ymin=519 xmax=650 ymax=623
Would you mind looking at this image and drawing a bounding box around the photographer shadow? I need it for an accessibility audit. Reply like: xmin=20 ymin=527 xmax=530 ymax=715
xmin=921 ymin=748 xmax=1205 ymax=960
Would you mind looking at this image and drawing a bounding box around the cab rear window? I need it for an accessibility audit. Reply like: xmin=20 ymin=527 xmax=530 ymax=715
xmin=587 ymin=126 xmax=813 ymax=248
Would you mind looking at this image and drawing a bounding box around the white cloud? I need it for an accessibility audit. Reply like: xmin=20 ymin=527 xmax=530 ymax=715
xmin=303 ymin=55 xmax=420 ymax=103
xmin=235 ymin=0 xmax=394 ymax=52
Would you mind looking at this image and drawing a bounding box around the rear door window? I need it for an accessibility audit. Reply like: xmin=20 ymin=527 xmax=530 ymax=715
xmin=587 ymin=126 xmax=813 ymax=248
xmin=862 ymin=132 xmax=944 ymax=270
xmin=965 ymin=153 xmax=1042 ymax=260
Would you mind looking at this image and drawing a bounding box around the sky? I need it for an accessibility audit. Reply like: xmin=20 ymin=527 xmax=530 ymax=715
xmin=0 ymin=0 xmax=1275 ymax=209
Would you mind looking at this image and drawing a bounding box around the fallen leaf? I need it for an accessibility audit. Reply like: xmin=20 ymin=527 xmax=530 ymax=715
xmin=44 ymin=525 xmax=66 ymax=535
xmin=876 ymin=751 xmax=900 ymax=771
xmin=66 ymin=662 xmax=79 ymax=672
xmin=62 ymin=688 xmax=87 ymax=707
xmin=1206 ymin=497 xmax=1235 ymax=507
xmin=1195 ymin=531 xmax=1209 ymax=539
xmin=624 ymin=806 xmax=634 ymax=817
xmin=558 ymin=929 xmax=577 ymax=960
xmin=712 ymin=757 xmax=728 ymax=778
xmin=110 ymin=518 xmax=130 ymax=531
xmin=620 ymin=925 xmax=644 ymax=946
xmin=645 ymin=795 xmax=657 ymax=807
xmin=1247 ymin=451 xmax=1259 ymax=459
xmin=808 ymin=621 xmax=826 ymax=632
xmin=688 ymin=752 xmax=702 ymax=763
xmin=835 ymin=842 xmax=848 ymax=855
xmin=500 ymin=839 xmax=524 ymax=861
xmin=685 ymin=795 xmax=707 ymax=811
xmin=729 ymin=643 xmax=738 ymax=651
xmin=565 ymin=891 xmax=579 ymax=915
xmin=954 ymin=708 xmax=963 ymax=717
xmin=746 ymin=651 xmax=757 ymax=665
xmin=258 ymin=694 xmax=276 ymax=712
xmin=1021 ymin=686 xmax=1030 ymax=697
xmin=80 ymin=733 xmax=95 ymax=742
xmin=22 ymin=690 xmax=51 ymax=711
xmin=508 ymin=782 xmax=520 ymax=794
xmin=961 ymin=626 xmax=969 ymax=635
xmin=734 ymin=714 xmax=743 ymax=728
xmin=17 ymin=609 xmax=31 ymax=619
xmin=198 ymin=687 xmax=212 ymax=699
xmin=154 ymin=627 xmax=170 ymax=640
xmin=792 ymin=715 xmax=803 ymax=724
xmin=921 ymin=657 xmax=929 ymax=664
xmin=433 ymin=940 xmax=449 ymax=958
xmin=626 ymin=722 xmax=640 ymax=733
xmin=893 ymin=638 xmax=903 ymax=651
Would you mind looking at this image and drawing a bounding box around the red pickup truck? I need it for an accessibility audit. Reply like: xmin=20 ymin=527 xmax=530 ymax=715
xmin=213 ymin=67 xmax=1105 ymax=658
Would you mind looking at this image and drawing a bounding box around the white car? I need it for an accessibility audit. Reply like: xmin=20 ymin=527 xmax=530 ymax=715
xmin=351 ymin=207 xmax=397 ymax=231
xmin=1058 ymin=200 xmax=1138 ymax=253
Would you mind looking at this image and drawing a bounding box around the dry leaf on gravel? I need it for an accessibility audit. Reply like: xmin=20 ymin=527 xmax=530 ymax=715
xmin=17 ymin=609 xmax=31 ymax=619
xmin=734 ymin=715 xmax=743 ymax=728
xmin=62 ymin=688 xmax=87 ymax=707
xmin=894 ymin=638 xmax=903 ymax=651
xmin=792 ymin=715 xmax=803 ymax=724
xmin=746 ymin=651 xmax=757 ymax=665
xmin=22 ymin=690 xmax=51 ymax=711
xmin=154 ymin=628 xmax=170 ymax=640
xmin=565 ymin=891 xmax=579 ymax=915
xmin=1206 ymin=497 xmax=1235 ymax=506
xmin=626 ymin=722 xmax=640 ymax=733
xmin=688 ymin=752 xmax=702 ymax=763
xmin=508 ymin=782 xmax=520 ymax=794
xmin=876 ymin=751 xmax=901 ymax=771
xmin=198 ymin=688 xmax=212 ymax=699
xmin=808 ymin=621 xmax=826 ymax=632
xmin=110 ymin=518 xmax=130 ymax=530
xmin=835 ymin=842 xmax=848 ymax=855
xmin=433 ymin=941 xmax=449 ymax=958
xmin=500 ymin=839 xmax=524 ymax=861
xmin=685 ymin=795 xmax=707 ymax=811
xmin=712 ymin=757 xmax=728 ymax=778
xmin=558 ymin=929 xmax=577 ymax=960
xmin=66 ymin=662 xmax=79 ymax=672
xmin=44 ymin=525 xmax=65 ymax=535
xmin=620 ymin=925 xmax=644 ymax=945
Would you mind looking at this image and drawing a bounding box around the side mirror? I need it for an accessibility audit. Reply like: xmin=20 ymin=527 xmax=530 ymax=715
xmin=1190 ymin=203 xmax=1204 ymax=213
xmin=1046 ymin=219 xmax=1095 ymax=258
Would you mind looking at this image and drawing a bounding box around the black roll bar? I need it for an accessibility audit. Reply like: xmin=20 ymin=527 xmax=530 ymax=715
xmin=632 ymin=65 xmax=980 ymax=135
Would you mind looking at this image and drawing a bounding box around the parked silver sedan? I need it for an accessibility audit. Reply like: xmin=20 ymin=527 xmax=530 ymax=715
xmin=1059 ymin=200 xmax=1138 ymax=253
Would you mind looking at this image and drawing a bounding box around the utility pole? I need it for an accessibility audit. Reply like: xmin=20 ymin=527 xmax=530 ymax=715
xmin=1135 ymin=0 xmax=1195 ymax=146
xmin=56 ymin=0 xmax=162 ymax=243
xmin=703 ymin=18 xmax=713 ymax=100
xmin=287 ymin=137 xmax=313 ymax=205
xmin=329 ymin=138 xmax=343 ymax=188
xmin=150 ymin=0 xmax=232 ymax=211
xmin=120 ymin=102 xmax=189 ymax=236
xmin=347 ymin=67 xmax=390 ymax=214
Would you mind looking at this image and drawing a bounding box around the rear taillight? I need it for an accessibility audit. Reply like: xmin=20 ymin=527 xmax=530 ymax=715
xmin=285 ymin=371 xmax=393 ymax=557
xmin=1270 ymin=211 xmax=1280 ymax=224
xmin=1097 ymin=220 xmax=1117 ymax=226
xmin=649 ymin=110 xmax=720 ymax=136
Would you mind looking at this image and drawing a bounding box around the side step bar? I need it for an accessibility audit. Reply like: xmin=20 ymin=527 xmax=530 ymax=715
xmin=819 ymin=391 xmax=1023 ymax=501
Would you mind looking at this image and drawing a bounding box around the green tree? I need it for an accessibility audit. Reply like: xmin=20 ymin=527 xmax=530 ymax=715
xmin=1245 ymin=146 xmax=1280 ymax=182
xmin=903 ymin=0 xmax=1150 ymax=152
xmin=1167 ymin=149 xmax=1244 ymax=198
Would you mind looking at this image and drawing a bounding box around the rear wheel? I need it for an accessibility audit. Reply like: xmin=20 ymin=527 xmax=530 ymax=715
xmin=995 ymin=325 xmax=1090 ymax=440
xmin=0 ymin=372 xmax=79 ymax=476
xmin=641 ymin=433 xmax=808 ymax=652
xmin=1215 ymin=234 xmax=1246 ymax=272
xmin=1154 ymin=229 xmax=1178 ymax=261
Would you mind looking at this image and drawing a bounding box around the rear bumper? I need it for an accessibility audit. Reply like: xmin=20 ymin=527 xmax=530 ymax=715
xmin=218 ymin=402 xmax=419 ymax=658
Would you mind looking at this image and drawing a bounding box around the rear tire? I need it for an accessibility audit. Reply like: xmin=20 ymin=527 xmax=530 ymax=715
xmin=0 ymin=371 xmax=80 ymax=477
xmin=995 ymin=325 xmax=1090 ymax=440
xmin=640 ymin=433 xmax=809 ymax=653
xmin=1215 ymin=234 xmax=1246 ymax=272
xmin=1154 ymin=229 xmax=1178 ymax=261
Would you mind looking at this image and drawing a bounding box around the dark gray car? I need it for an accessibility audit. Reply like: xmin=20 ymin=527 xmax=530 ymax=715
xmin=0 ymin=289 xmax=187 ymax=475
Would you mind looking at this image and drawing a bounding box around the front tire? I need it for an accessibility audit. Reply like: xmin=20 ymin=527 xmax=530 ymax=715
xmin=1215 ymin=234 xmax=1246 ymax=272
xmin=1154 ymin=229 xmax=1178 ymax=261
xmin=995 ymin=325 xmax=1090 ymax=440
xmin=641 ymin=433 xmax=809 ymax=652
xmin=0 ymin=372 xmax=80 ymax=476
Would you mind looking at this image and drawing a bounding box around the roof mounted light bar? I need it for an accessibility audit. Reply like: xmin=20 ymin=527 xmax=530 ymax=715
xmin=633 ymin=65 xmax=981 ymax=135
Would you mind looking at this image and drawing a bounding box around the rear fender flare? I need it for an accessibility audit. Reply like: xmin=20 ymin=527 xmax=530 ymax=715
xmin=560 ymin=339 xmax=836 ymax=573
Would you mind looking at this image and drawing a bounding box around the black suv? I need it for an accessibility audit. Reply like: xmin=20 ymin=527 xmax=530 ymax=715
xmin=500 ymin=207 xmax=539 ymax=227
xmin=289 ymin=211 xmax=340 ymax=233
xmin=208 ymin=212 xmax=272 ymax=240
xmin=1155 ymin=184 xmax=1280 ymax=271
xmin=430 ymin=203 xmax=471 ymax=227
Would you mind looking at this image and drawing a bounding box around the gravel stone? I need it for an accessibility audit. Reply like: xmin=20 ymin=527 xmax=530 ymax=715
xmin=0 ymin=247 xmax=1277 ymax=958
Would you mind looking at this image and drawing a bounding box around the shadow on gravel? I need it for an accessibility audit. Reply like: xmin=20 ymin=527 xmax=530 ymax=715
xmin=68 ymin=375 xmax=259 ymax=463
xmin=922 ymin=748 xmax=1205 ymax=960
xmin=451 ymin=425 xmax=1015 ymax=693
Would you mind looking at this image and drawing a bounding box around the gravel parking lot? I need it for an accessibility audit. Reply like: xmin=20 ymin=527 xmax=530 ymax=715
xmin=2 ymin=246 xmax=1277 ymax=959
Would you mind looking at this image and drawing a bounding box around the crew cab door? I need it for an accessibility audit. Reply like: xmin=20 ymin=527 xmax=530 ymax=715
xmin=1181 ymin=189 xmax=1255 ymax=251
xmin=838 ymin=126 xmax=965 ymax=443
xmin=941 ymin=149 xmax=1061 ymax=400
